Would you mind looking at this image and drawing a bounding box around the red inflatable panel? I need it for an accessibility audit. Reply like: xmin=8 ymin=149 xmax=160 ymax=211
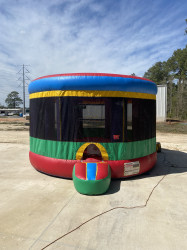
xmin=107 ymin=152 xmax=157 ymax=178
xmin=29 ymin=151 xmax=78 ymax=178
xmin=96 ymin=163 xmax=109 ymax=180
xmin=29 ymin=151 xmax=157 ymax=179
xmin=75 ymin=163 xmax=86 ymax=180
xmin=82 ymin=158 xmax=100 ymax=162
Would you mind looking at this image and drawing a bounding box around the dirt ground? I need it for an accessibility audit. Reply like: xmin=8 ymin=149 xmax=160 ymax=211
xmin=0 ymin=120 xmax=187 ymax=250
xmin=156 ymin=132 xmax=187 ymax=153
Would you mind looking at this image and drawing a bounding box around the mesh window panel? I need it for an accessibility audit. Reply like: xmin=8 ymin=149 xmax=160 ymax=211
xmin=132 ymin=99 xmax=156 ymax=141
xmin=30 ymin=98 xmax=45 ymax=139
xmin=110 ymin=98 xmax=123 ymax=142
xmin=44 ymin=98 xmax=57 ymax=140
xmin=30 ymin=98 xmax=57 ymax=140
xmin=60 ymin=97 xmax=111 ymax=142
xmin=30 ymin=97 xmax=156 ymax=142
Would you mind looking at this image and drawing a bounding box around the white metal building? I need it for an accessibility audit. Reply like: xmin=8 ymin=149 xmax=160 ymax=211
xmin=156 ymin=85 xmax=167 ymax=122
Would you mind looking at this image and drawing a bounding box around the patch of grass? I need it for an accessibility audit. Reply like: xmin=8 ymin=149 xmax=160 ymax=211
xmin=156 ymin=122 xmax=187 ymax=134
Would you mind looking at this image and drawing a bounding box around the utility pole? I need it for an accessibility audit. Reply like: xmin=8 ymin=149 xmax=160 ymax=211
xmin=17 ymin=64 xmax=30 ymax=116
xmin=23 ymin=64 xmax=26 ymax=115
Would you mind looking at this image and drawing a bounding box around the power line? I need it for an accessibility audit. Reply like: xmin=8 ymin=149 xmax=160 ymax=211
xmin=0 ymin=97 xmax=5 ymax=101
xmin=0 ymin=91 xmax=11 ymax=94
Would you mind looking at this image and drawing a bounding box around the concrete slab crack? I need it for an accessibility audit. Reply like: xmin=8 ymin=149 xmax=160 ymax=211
xmin=29 ymin=192 xmax=77 ymax=250
xmin=41 ymin=174 xmax=167 ymax=250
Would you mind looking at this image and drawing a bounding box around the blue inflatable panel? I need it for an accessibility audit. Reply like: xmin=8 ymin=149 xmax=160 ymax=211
xmin=86 ymin=163 xmax=97 ymax=180
xmin=29 ymin=73 xmax=157 ymax=95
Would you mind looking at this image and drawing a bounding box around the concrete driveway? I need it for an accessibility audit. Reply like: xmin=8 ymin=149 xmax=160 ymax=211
xmin=0 ymin=132 xmax=187 ymax=250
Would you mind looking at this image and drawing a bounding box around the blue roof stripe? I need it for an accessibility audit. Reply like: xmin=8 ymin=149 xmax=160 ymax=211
xmin=29 ymin=75 xmax=157 ymax=95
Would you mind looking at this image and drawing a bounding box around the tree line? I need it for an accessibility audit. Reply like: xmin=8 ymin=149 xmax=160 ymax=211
xmin=0 ymin=91 xmax=23 ymax=108
xmin=143 ymin=45 xmax=187 ymax=120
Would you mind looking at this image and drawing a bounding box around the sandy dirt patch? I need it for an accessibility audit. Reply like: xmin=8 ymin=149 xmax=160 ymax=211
xmin=156 ymin=132 xmax=187 ymax=153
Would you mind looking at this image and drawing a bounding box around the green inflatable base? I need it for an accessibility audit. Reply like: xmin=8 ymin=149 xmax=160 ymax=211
xmin=72 ymin=166 xmax=111 ymax=195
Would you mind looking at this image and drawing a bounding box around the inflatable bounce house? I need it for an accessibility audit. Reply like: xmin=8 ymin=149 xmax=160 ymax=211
xmin=29 ymin=73 xmax=157 ymax=195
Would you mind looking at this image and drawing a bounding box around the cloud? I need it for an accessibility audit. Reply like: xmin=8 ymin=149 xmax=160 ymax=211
xmin=0 ymin=0 xmax=186 ymax=106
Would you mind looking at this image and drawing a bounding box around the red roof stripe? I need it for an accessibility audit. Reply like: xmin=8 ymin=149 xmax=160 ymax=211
xmin=33 ymin=73 xmax=153 ymax=83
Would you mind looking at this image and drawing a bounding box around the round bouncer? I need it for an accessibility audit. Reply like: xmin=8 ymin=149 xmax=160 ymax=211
xmin=29 ymin=73 xmax=157 ymax=195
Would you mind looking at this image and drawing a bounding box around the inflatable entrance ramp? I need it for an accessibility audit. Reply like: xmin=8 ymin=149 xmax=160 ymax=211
xmin=73 ymin=159 xmax=111 ymax=195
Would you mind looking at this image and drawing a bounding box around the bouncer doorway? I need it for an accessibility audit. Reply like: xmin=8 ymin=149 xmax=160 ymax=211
xmin=76 ymin=142 xmax=109 ymax=161
xmin=82 ymin=144 xmax=102 ymax=160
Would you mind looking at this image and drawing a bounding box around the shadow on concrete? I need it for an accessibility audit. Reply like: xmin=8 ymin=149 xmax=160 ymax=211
xmin=105 ymin=179 xmax=121 ymax=195
xmin=105 ymin=148 xmax=187 ymax=195
xmin=135 ymin=148 xmax=187 ymax=179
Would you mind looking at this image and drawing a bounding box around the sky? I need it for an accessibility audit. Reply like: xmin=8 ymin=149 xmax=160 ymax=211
xmin=0 ymin=0 xmax=186 ymax=107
